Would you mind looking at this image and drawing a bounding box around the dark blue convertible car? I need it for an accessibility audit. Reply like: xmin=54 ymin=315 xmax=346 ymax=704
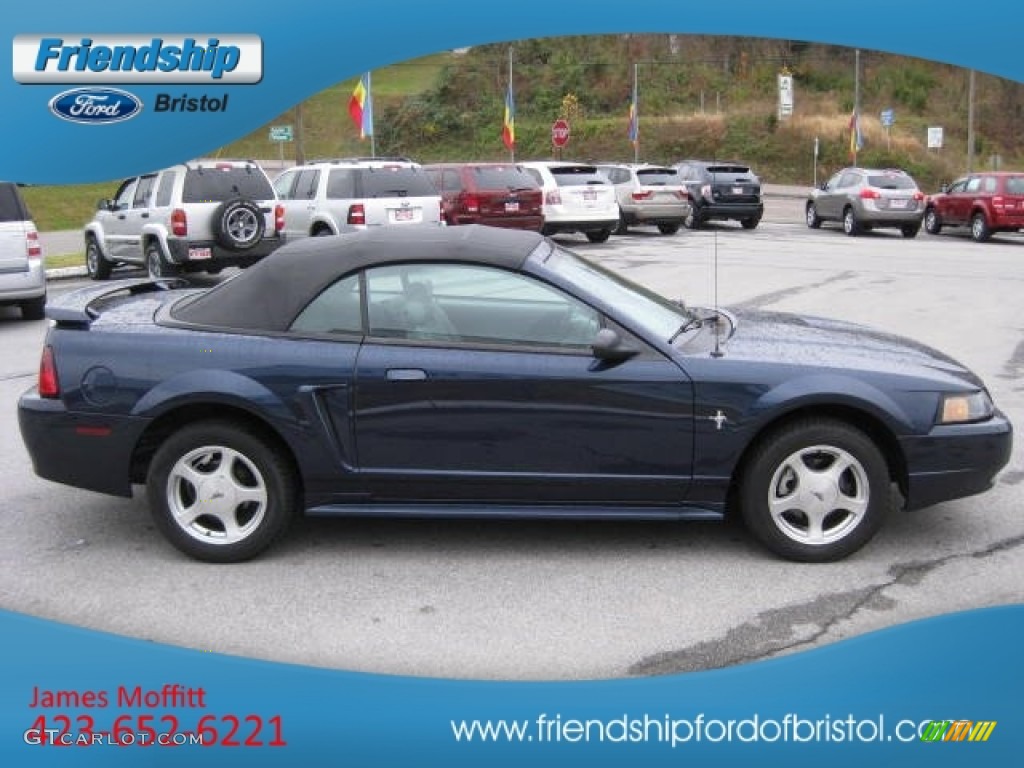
xmin=18 ymin=225 xmax=1011 ymax=562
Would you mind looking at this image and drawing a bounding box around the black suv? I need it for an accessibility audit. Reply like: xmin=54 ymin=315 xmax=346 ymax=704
xmin=674 ymin=160 xmax=764 ymax=230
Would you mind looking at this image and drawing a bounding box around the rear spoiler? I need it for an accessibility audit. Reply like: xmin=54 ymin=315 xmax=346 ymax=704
xmin=45 ymin=278 xmax=189 ymax=326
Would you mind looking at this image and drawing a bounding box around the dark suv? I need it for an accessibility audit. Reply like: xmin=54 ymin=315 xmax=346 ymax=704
xmin=674 ymin=160 xmax=764 ymax=229
xmin=424 ymin=163 xmax=543 ymax=231
xmin=924 ymin=172 xmax=1024 ymax=242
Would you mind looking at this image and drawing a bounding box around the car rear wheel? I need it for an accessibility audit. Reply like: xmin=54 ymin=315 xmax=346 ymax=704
xmin=20 ymin=295 xmax=45 ymax=321
xmin=684 ymin=209 xmax=702 ymax=229
xmin=924 ymin=207 xmax=942 ymax=235
xmin=740 ymin=217 xmax=760 ymax=230
xmin=842 ymin=207 xmax=861 ymax=236
xmin=901 ymin=224 xmax=920 ymax=238
xmin=147 ymin=421 xmax=297 ymax=562
xmin=657 ymin=223 xmax=680 ymax=235
xmin=146 ymin=243 xmax=179 ymax=280
xmin=805 ymin=203 xmax=822 ymax=229
xmin=614 ymin=216 xmax=629 ymax=235
xmin=740 ymin=419 xmax=889 ymax=562
xmin=971 ymin=212 xmax=991 ymax=242
xmin=586 ymin=228 xmax=612 ymax=243
xmin=85 ymin=238 xmax=112 ymax=281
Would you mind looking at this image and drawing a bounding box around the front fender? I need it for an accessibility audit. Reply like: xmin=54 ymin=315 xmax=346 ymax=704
xmin=83 ymin=222 xmax=109 ymax=256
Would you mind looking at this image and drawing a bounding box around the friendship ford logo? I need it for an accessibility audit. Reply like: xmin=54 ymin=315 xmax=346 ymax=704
xmin=48 ymin=88 xmax=143 ymax=125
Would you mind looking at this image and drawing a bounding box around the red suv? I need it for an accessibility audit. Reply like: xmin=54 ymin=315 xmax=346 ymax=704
xmin=424 ymin=163 xmax=543 ymax=231
xmin=924 ymin=172 xmax=1024 ymax=242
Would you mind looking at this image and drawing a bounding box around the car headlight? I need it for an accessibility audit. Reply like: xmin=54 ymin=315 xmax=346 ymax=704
xmin=938 ymin=391 xmax=994 ymax=424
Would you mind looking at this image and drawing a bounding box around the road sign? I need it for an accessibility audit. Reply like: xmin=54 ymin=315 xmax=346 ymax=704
xmin=880 ymin=109 xmax=894 ymax=127
xmin=927 ymin=126 xmax=944 ymax=149
xmin=269 ymin=125 xmax=293 ymax=142
xmin=551 ymin=118 xmax=570 ymax=148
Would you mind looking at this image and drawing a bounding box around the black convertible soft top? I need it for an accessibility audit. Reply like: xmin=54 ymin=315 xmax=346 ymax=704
xmin=169 ymin=224 xmax=547 ymax=332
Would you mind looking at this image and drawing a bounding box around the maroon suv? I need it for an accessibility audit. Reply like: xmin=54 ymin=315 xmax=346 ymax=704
xmin=924 ymin=172 xmax=1024 ymax=242
xmin=424 ymin=163 xmax=543 ymax=231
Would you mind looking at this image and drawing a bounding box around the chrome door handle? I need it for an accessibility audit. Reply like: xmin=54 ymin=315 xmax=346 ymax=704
xmin=386 ymin=368 xmax=427 ymax=381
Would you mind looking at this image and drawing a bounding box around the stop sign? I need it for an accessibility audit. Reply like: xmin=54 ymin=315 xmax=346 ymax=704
xmin=551 ymin=118 xmax=570 ymax=148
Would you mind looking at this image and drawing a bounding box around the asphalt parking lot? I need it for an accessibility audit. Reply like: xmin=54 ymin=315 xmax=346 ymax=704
xmin=2 ymin=207 xmax=1022 ymax=681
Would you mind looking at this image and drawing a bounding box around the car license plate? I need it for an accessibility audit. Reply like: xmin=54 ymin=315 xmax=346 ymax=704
xmin=582 ymin=189 xmax=598 ymax=201
xmin=394 ymin=208 xmax=415 ymax=222
xmin=505 ymin=201 xmax=519 ymax=213
xmin=889 ymin=199 xmax=908 ymax=209
xmin=732 ymin=186 xmax=745 ymax=195
xmin=188 ymin=247 xmax=212 ymax=260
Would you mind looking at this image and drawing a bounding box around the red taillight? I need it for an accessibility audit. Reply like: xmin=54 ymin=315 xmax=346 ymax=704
xmin=632 ymin=191 xmax=653 ymax=201
xmin=26 ymin=230 xmax=42 ymax=260
xmin=274 ymin=204 xmax=285 ymax=232
xmin=347 ymin=203 xmax=366 ymax=225
xmin=462 ymin=193 xmax=480 ymax=213
xmin=38 ymin=346 xmax=59 ymax=398
xmin=859 ymin=188 xmax=881 ymax=199
xmin=912 ymin=191 xmax=925 ymax=201
xmin=673 ymin=190 xmax=689 ymax=200
xmin=545 ymin=190 xmax=562 ymax=205
xmin=171 ymin=208 xmax=188 ymax=236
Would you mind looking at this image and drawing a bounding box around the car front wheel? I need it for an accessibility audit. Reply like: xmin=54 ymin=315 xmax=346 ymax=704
xmin=147 ymin=421 xmax=297 ymax=562
xmin=85 ymin=238 xmax=112 ymax=280
xmin=740 ymin=419 xmax=889 ymax=562
xmin=924 ymin=208 xmax=942 ymax=235
xmin=805 ymin=203 xmax=822 ymax=229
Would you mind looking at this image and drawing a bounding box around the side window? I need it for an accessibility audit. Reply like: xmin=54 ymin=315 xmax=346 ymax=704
xmin=966 ymin=177 xmax=982 ymax=193
xmin=365 ymin=263 xmax=600 ymax=348
xmin=155 ymin=171 xmax=176 ymax=207
xmin=273 ymin=171 xmax=297 ymax=200
xmin=442 ymin=170 xmax=463 ymax=193
xmin=982 ymin=176 xmax=998 ymax=193
xmin=294 ymin=169 xmax=320 ymax=201
xmin=113 ymin=179 xmax=138 ymax=210
xmin=289 ymin=273 xmax=362 ymax=335
xmin=133 ymin=175 xmax=157 ymax=208
xmin=326 ymin=170 xmax=356 ymax=199
xmin=524 ymin=168 xmax=544 ymax=187
xmin=948 ymin=179 xmax=968 ymax=193
xmin=838 ymin=172 xmax=860 ymax=188
xmin=823 ymin=172 xmax=841 ymax=191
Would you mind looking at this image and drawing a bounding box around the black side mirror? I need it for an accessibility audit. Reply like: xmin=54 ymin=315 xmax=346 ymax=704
xmin=939 ymin=183 xmax=949 ymax=193
xmin=97 ymin=199 xmax=114 ymax=211
xmin=591 ymin=328 xmax=638 ymax=362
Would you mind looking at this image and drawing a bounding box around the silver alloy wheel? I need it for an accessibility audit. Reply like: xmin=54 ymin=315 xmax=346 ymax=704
xmin=766 ymin=444 xmax=869 ymax=545
xmin=843 ymin=208 xmax=856 ymax=234
xmin=86 ymin=243 xmax=98 ymax=274
xmin=226 ymin=207 xmax=260 ymax=245
xmin=165 ymin=445 xmax=268 ymax=546
xmin=146 ymin=247 xmax=162 ymax=278
xmin=805 ymin=204 xmax=817 ymax=227
xmin=971 ymin=214 xmax=987 ymax=241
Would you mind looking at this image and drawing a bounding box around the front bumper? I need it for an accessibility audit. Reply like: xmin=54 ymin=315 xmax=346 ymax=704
xmin=18 ymin=390 xmax=149 ymax=498
xmin=899 ymin=413 xmax=1013 ymax=510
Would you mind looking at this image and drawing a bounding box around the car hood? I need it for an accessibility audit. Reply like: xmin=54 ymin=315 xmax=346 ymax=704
xmin=718 ymin=308 xmax=983 ymax=388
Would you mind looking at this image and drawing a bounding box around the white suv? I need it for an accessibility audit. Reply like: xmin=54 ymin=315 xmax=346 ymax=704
xmin=272 ymin=158 xmax=442 ymax=238
xmin=519 ymin=161 xmax=619 ymax=242
xmin=85 ymin=160 xmax=285 ymax=280
xmin=0 ymin=182 xmax=45 ymax=320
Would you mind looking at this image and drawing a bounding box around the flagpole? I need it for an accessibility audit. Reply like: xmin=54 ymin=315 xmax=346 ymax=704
xmin=633 ymin=62 xmax=639 ymax=163
xmin=368 ymin=70 xmax=376 ymax=158
xmin=508 ymin=47 xmax=514 ymax=164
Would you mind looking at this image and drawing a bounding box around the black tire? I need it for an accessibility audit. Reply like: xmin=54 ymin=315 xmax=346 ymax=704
xmin=146 ymin=242 xmax=179 ymax=280
xmin=842 ymin=206 xmax=861 ymax=236
xmin=212 ymin=198 xmax=265 ymax=251
xmin=740 ymin=217 xmax=760 ymax=230
xmin=313 ymin=226 xmax=334 ymax=237
xmin=901 ymin=223 xmax=921 ymax=239
xmin=970 ymin=211 xmax=991 ymax=242
xmin=146 ymin=420 xmax=297 ymax=563
xmin=586 ymin=228 xmax=612 ymax=243
xmin=740 ymin=419 xmax=890 ymax=562
xmin=923 ymin=207 xmax=942 ymax=235
xmin=684 ymin=209 xmax=703 ymax=229
xmin=657 ymin=223 xmax=680 ymax=235
xmin=21 ymin=295 xmax=46 ymax=321
xmin=805 ymin=203 xmax=822 ymax=229
xmin=614 ymin=216 xmax=629 ymax=235
xmin=85 ymin=237 xmax=112 ymax=281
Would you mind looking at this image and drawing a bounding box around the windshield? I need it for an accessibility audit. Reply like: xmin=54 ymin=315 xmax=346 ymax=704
xmin=530 ymin=244 xmax=689 ymax=341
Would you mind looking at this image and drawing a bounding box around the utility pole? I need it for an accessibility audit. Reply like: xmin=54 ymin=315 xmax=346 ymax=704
xmin=853 ymin=49 xmax=860 ymax=166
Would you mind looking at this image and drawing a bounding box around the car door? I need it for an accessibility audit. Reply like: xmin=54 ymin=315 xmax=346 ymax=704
xmin=102 ymin=177 xmax=140 ymax=261
xmin=350 ymin=261 xmax=693 ymax=505
xmin=274 ymin=168 xmax=319 ymax=237
xmin=814 ymin=171 xmax=843 ymax=220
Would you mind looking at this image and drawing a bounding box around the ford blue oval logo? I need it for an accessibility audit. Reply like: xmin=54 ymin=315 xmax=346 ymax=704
xmin=48 ymin=88 xmax=143 ymax=125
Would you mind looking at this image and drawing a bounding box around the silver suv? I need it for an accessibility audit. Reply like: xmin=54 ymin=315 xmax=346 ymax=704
xmin=596 ymin=163 xmax=690 ymax=235
xmin=272 ymin=158 xmax=442 ymax=237
xmin=0 ymin=182 xmax=45 ymax=319
xmin=85 ymin=160 xmax=285 ymax=280
xmin=807 ymin=167 xmax=925 ymax=238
